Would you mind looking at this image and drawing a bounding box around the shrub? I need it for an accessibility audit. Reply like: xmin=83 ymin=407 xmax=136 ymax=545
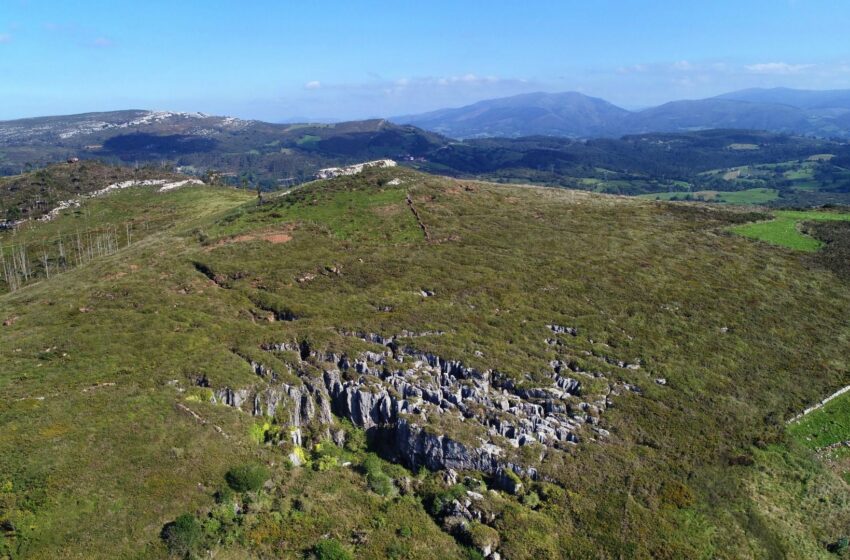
xmin=387 ymin=541 xmax=411 ymax=559
xmin=248 ymin=422 xmax=271 ymax=445
xmin=462 ymin=547 xmax=486 ymax=560
xmin=521 ymin=490 xmax=541 ymax=509
xmin=828 ymin=536 xmax=849 ymax=554
xmin=313 ymin=538 xmax=352 ymax=560
xmin=367 ymin=471 xmax=396 ymax=497
xmin=362 ymin=453 xmax=382 ymax=476
xmin=225 ymin=463 xmax=270 ymax=493
xmin=466 ymin=522 xmax=499 ymax=554
xmin=344 ymin=426 xmax=367 ymax=453
xmin=316 ymin=454 xmax=339 ymax=471
xmin=161 ymin=514 xmax=202 ymax=557
xmin=214 ymin=486 xmax=234 ymax=504
xmin=430 ymin=484 xmax=467 ymax=515
xmin=535 ymin=482 xmax=564 ymax=504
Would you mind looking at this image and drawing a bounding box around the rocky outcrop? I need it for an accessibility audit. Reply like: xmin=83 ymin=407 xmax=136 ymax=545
xmin=314 ymin=159 xmax=397 ymax=180
xmin=210 ymin=323 xmax=639 ymax=485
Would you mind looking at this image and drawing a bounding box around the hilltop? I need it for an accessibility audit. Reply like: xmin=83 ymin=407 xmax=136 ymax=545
xmin=2 ymin=164 xmax=850 ymax=558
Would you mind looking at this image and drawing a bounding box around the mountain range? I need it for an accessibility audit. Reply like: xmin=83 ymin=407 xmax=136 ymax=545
xmin=3 ymin=107 xmax=850 ymax=207
xmin=394 ymin=87 xmax=850 ymax=139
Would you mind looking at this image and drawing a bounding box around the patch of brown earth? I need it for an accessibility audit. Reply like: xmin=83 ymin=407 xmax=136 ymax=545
xmin=207 ymin=225 xmax=295 ymax=250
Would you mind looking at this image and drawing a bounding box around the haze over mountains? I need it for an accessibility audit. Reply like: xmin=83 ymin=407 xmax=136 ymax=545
xmin=395 ymin=87 xmax=850 ymax=139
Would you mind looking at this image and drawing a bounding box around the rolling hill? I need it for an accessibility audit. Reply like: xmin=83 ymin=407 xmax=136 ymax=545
xmin=2 ymin=163 xmax=850 ymax=558
xmin=0 ymin=111 xmax=446 ymax=186
xmin=4 ymin=108 xmax=850 ymax=208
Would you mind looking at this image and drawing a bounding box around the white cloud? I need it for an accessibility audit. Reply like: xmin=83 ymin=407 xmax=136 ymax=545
xmin=435 ymin=74 xmax=501 ymax=86
xmin=0 ymin=33 xmax=11 ymax=44
xmin=744 ymin=62 xmax=813 ymax=75
xmin=304 ymin=81 xmax=322 ymax=90
xmin=672 ymin=60 xmax=692 ymax=71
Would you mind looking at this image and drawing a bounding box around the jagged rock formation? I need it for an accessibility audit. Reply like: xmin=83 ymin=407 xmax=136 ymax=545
xmin=204 ymin=323 xmax=642 ymax=487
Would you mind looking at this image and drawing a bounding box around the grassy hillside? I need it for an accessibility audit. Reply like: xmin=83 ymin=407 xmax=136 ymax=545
xmin=0 ymin=161 xmax=186 ymax=222
xmin=1 ymin=167 xmax=850 ymax=558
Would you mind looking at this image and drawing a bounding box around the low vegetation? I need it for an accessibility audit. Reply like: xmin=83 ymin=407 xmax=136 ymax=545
xmin=2 ymin=164 xmax=850 ymax=558
xmin=731 ymin=209 xmax=850 ymax=251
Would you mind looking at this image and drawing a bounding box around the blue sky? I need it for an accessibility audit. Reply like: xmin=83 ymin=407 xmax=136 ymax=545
xmin=1 ymin=0 xmax=849 ymax=121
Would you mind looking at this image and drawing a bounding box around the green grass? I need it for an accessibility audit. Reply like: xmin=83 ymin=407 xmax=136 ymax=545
xmin=3 ymin=167 xmax=850 ymax=558
xmin=731 ymin=210 xmax=850 ymax=251
xmin=789 ymin=392 xmax=850 ymax=450
xmin=639 ymin=188 xmax=778 ymax=205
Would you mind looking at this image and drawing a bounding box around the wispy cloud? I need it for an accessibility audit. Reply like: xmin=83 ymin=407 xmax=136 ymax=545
xmin=304 ymin=81 xmax=321 ymax=90
xmin=434 ymin=73 xmax=502 ymax=86
xmin=744 ymin=62 xmax=813 ymax=75
xmin=0 ymin=33 xmax=12 ymax=44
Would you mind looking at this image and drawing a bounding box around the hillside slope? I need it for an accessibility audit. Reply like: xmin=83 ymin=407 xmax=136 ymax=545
xmin=2 ymin=166 xmax=850 ymax=558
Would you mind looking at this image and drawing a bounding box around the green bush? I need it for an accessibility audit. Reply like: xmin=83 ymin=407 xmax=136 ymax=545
xmin=462 ymin=547 xmax=486 ymax=560
xmin=225 ymin=463 xmax=270 ymax=493
xmin=429 ymin=484 xmax=467 ymax=515
xmin=313 ymin=538 xmax=352 ymax=560
xmin=466 ymin=522 xmax=499 ymax=553
xmin=521 ymin=491 xmax=540 ymax=509
xmin=362 ymin=453 xmax=382 ymax=476
xmin=828 ymin=536 xmax=849 ymax=554
xmin=367 ymin=471 xmax=396 ymax=497
xmin=387 ymin=541 xmax=412 ymax=559
xmin=161 ymin=514 xmax=202 ymax=557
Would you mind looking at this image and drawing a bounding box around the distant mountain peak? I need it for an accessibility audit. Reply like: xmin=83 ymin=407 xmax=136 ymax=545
xmin=393 ymin=91 xmax=630 ymax=139
xmin=393 ymin=88 xmax=850 ymax=139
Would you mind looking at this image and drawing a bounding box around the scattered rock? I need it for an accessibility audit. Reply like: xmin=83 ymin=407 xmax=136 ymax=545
xmin=296 ymin=272 xmax=316 ymax=284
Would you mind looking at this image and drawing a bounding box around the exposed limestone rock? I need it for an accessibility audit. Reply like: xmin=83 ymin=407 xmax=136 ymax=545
xmin=314 ymin=159 xmax=396 ymax=180
xmin=210 ymin=322 xmax=640 ymax=488
xmin=548 ymin=324 xmax=578 ymax=336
